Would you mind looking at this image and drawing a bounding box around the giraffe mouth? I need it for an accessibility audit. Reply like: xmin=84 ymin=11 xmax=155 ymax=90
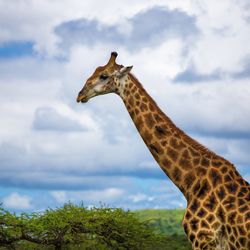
xmin=80 ymin=98 xmax=88 ymax=103
xmin=77 ymin=86 xmax=90 ymax=102
xmin=77 ymin=91 xmax=97 ymax=103
xmin=76 ymin=95 xmax=89 ymax=103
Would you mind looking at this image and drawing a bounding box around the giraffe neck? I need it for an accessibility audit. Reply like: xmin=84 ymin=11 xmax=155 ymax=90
xmin=116 ymin=73 xmax=228 ymax=199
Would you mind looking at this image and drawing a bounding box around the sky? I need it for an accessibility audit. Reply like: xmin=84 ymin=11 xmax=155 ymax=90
xmin=0 ymin=0 xmax=250 ymax=212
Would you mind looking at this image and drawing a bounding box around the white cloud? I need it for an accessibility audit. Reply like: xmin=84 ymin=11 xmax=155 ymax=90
xmin=50 ymin=188 xmax=125 ymax=204
xmin=157 ymin=79 xmax=250 ymax=137
xmin=0 ymin=0 xmax=190 ymax=56
xmin=184 ymin=0 xmax=250 ymax=74
xmin=33 ymin=106 xmax=87 ymax=132
xmin=129 ymin=193 xmax=155 ymax=203
xmin=3 ymin=192 xmax=32 ymax=210
xmin=169 ymin=199 xmax=185 ymax=208
xmin=50 ymin=191 xmax=67 ymax=203
xmin=83 ymin=188 xmax=125 ymax=202
xmin=124 ymin=38 xmax=186 ymax=79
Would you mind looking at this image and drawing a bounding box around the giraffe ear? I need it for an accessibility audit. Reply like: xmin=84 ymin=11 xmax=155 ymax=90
xmin=117 ymin=66 xmax=133 ymax=77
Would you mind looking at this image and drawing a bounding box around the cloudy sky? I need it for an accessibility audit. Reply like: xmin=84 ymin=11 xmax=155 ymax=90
xmin=0 ymin=0 xmax=250 ymax=212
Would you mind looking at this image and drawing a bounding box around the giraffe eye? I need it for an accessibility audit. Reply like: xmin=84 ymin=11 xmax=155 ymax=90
xmin=100 ymin=74 xmax=109 ymax=80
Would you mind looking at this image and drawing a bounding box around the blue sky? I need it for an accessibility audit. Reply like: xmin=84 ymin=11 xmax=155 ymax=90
xmin=0 ymin=0 xmax=250 ymax=212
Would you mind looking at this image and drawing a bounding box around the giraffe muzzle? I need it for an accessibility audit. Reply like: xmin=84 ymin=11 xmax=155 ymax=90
xmin=76 ymin=94 xmax=88 ymax=103
xmin=76 ymin=86 xmax=91 ymax=103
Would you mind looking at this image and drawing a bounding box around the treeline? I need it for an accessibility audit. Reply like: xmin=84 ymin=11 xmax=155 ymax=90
xmin=0 ymin=203 xmax=191 ymax=250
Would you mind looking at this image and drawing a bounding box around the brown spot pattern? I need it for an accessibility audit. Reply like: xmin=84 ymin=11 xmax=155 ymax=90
xmin=144 ymin=113 xmax=155 ymax=129
xmin=167 ymin=147 xmax=178 ymax=162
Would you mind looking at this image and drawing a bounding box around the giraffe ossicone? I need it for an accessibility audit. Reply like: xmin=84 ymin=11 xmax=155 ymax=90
xmin=77 ymin=52 xmax=250 ymax=250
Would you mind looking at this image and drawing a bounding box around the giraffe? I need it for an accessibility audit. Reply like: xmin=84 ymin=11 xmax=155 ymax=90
xmin=76 ymin=52 xmax=250 ymax=250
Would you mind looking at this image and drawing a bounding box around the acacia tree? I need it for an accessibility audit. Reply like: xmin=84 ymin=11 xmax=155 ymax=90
xmin=0 ymin=204 xmax=22 ymax=248
xmin=0 ymin=203 xmax=160 ymax=250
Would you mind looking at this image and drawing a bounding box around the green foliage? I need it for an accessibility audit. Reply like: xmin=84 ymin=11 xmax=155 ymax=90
xmin=0 ymin=203 xmax=162 ymax=250
xmin=0 ymin=203 xmax=192 ymax=250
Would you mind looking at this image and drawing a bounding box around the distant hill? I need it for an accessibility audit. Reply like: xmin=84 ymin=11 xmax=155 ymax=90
xmin=134 ymin=209 xmax=192 ymax=250
xmin=134 ymin=209 xmax=186 ymax=235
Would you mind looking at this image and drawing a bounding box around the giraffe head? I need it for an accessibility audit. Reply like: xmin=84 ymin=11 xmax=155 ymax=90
xmin=77 ymin=52 xmax=133 ymax=103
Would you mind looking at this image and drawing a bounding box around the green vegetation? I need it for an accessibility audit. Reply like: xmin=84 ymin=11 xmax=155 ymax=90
xmin=134 ymin=209 xmax=186 ymax=235
xmin=0 ymin=203 xmax=191 ymax=250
